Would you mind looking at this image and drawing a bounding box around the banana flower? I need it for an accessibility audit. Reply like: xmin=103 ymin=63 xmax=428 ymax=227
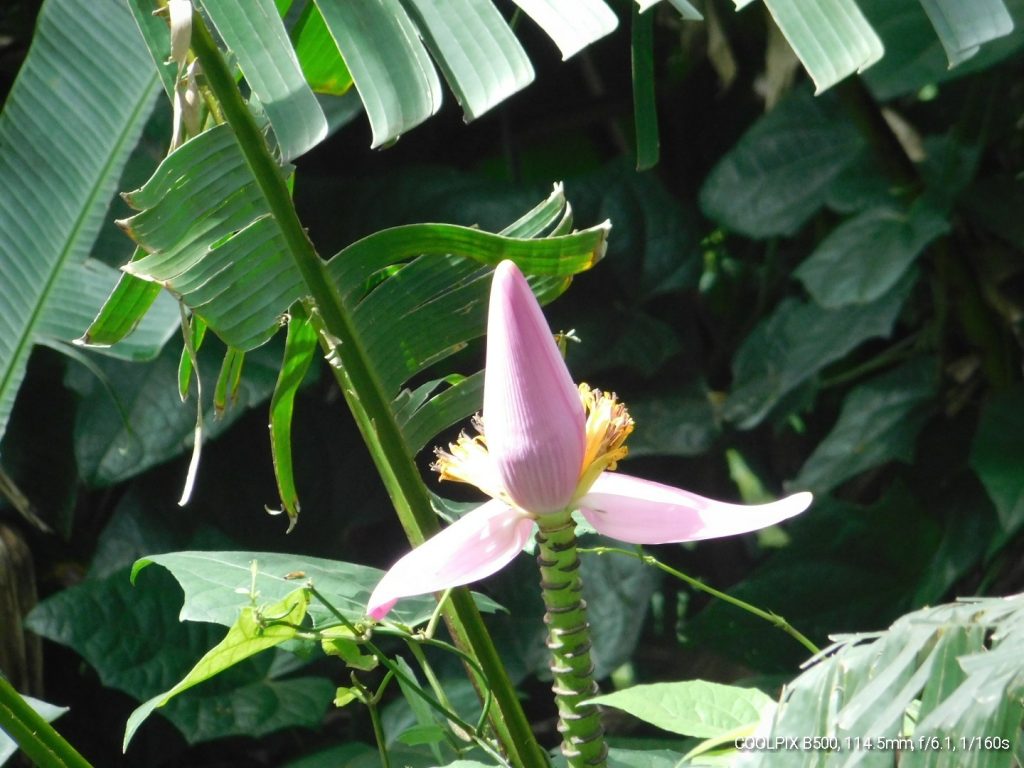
xmin=368 ymin=261 xmax=811 ymax=619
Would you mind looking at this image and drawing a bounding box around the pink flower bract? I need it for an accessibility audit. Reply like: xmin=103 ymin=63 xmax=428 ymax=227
xmin=366 ymin=261 xmax=812 ymax=619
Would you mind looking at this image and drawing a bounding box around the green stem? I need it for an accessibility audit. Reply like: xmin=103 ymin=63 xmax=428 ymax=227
xmin=536 ymin=511 xmax=608 ymax=767
xmin=580 ymin=546 xmax=820 ymax=656
xmin=308 ymin=589 xmax=508 ymax=766
xmin=0 ymin=674 xmax=93 ymax=768
xmin=405 ymin=640 xmax=461 ymax=733
xmin=818 ymin=332 xmax=920 ymax=390
xmin=189 ymin=15 xmax=544 ymax=767
xmin=363 ymin=676 xmax=392 ymax=768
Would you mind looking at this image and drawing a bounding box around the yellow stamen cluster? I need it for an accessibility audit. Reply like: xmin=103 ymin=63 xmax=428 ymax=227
xmin=431 ymin=385 xmax=634 ymax=506
xmin=431 ymin=415 xmax=508 ymax=502
xmin=575 ymin=384 xmax=634 ymax=498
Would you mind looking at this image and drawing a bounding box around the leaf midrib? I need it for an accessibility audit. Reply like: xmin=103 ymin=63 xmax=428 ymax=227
xmin=0 ymin=73 xmax=159 ymax=437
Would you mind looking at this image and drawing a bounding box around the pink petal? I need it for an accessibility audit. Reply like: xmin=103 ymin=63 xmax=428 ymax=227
xmin=579 ymin=472 xmax=812 ymax=545
xmin=367 ymin=499 xmax=535 ymax=620
xmin=483 ymin=261 xmax=585 ymax=513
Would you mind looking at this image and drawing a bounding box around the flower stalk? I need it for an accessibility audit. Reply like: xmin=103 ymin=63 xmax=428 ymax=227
xmin=536 ymin=510 xmax=607 ymax=767
xmin=187 ymin=17 xmax=546 ymax=767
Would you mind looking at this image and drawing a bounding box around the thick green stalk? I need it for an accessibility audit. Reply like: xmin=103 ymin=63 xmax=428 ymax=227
xmin=188 ymin=15 xmax=545 ymax=767
xmin=535 ymin=511 xmax=607 ymax=767
xmin=0 ymin=674 xmax=92 ymax=768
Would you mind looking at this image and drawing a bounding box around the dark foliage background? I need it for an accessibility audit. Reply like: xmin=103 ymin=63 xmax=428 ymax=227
xmin=2 ymin=0 xmax=1023 ymax=764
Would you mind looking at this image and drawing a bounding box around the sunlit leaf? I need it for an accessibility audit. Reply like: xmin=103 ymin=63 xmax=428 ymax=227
xmin=509 ymin=0 xmax=618 ymax=60
xmin=588 ymin=681 xmax=775 ymax=738
xmin=314 ymin=0 xmax=443 ymax=148
xmin=399 ymin=0 xmax=535 ymax=121
xmin=124 ymin=587 xmax=310 ymax=749
xmin=737 ymin=596 xmax=1024 ymax=768
xmin=199 ymin=0 xmax=328 ymax=159
xmin=25 ymin=566 xmax=332 ymax=747
xmin=760 ymin=0 xmax=884 ymax=92
xmin=131 ymin=550 xmax=448 ymax=628
xmin=918 ymin=0 xmax=1014 ymax=65
xmin=0 ymin=0 xmax=159 ymax=441
xmin=860 ymin=0 xmax=1024 ymax=98
xmin=291 ymin=2 xmax=353 ymax=96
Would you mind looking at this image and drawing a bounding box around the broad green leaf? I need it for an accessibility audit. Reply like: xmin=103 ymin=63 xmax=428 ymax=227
xmin=588 ymin=681 xmax=774 ymax=738
xmin=315 ymin=0 xmax=443 ymax=148
xmin=725 ymin=272 xmax=915 ymax=429
xmin=130 ymin=550 xmax=446 ymax=628
xmin=291 ymin=2 xmax=354 ymax=96
xmin=68 ymin=339 xmax=279 ymax=487
xmin=392 ymin=657 xmax=444 ymax=762
xmin=970 ymin=385 xmax=1024 ymax=551
xmin=0 ymin=695 xmax=68 ymax=765
xmin=25 ymin=566 xmax=332 ymax=746
xmin=269 ymin=313 xmax=319 ymax=529
xmin=795 ymin=204 xmax=949 ymax=309
xmin=700 ymin=91 xmax=864 ymax=238
xmin=918 ymin=0 xmax=1014 ymax=65
xmin=0 ymin=0 xmax=159 ymax=442
xmin=124 ymin=588 xmax=309 ymax=749
xmin=321 ymin=186 xmax=607 ymax=453
xmin=760 ymin=0 xmax=884 ymax=92
xmin=631 ymin=3 xmax=659 ymax=171
xmin=399 ymin=0 xmax=535 ymax=121
xmin=509 ymin=0 xmax=618 ymax=60
xmin=794 ymin=359 xmax=938 ymax=495
xmin=199 ymin=0 xmax=328 ymax=160
xmin=824 ymin=147 xmax=894 ymax=215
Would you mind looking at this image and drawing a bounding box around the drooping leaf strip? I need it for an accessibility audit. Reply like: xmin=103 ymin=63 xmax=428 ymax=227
xmin=269 ymin=310 xmax=318 ymax=529
xmin=631 ymin=3 xmax=659 ymax=171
